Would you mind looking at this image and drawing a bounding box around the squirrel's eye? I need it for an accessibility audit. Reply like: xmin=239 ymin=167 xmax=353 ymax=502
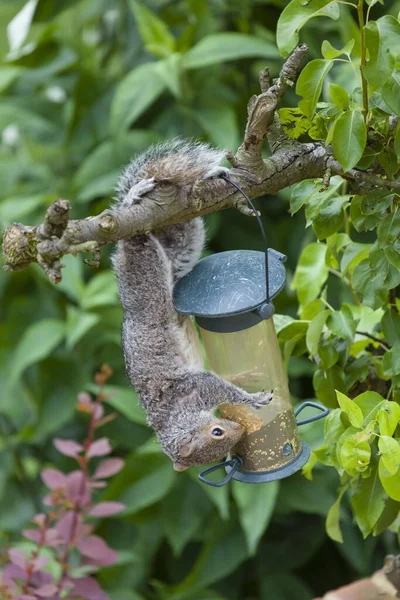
xmin=211 ymin=427 xmax=224 ymax=437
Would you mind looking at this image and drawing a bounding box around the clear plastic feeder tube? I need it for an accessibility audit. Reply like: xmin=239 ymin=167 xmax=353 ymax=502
xmin=199 ymin=318 xmax=302 ymax=473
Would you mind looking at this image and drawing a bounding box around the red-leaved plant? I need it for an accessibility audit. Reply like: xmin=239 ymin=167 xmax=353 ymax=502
xmin=0 ymin=365 xmax=125 ymax=600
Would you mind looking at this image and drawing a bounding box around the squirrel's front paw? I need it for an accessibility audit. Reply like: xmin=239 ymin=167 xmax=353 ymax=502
xmin=250 ymin=390 xmax=273 ymax=409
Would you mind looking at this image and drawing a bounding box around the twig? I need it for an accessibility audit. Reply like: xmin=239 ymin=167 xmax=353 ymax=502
xmin=328 ymin=158 xmax=400 ymax=192
xmin=2 ymin=44 xmax=400 ymax=283
xmin=355 ymin=330 xmax=390 ymax=349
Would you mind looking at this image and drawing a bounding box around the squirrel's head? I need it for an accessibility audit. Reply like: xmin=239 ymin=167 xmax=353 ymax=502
xmin=172 ymin=414 xmax=244 ymax=471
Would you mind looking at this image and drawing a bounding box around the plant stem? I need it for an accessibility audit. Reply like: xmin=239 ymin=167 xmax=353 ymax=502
xmin=355 ymin=330 xmax=390 ymax=350
xmin=357 ymin=0 xmax=369 ymax=122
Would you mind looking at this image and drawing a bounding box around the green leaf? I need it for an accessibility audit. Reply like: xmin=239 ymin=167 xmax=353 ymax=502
xmin=322 ymin=39 xmax=354 ymax=59
xmin=194 ymin=104 xmax=239 ymax=150
xmin=373 ymin=497 xmax=400 ymax=535
xmin=378 ymin=436 xmax=400 ymax=475
xmin=336 ymin=391 xmax=363 ymax=428
xmin=339 ymin=435 xmax=371 ymax=474
xmin=306 ymin=310 xmax=331 ymax=355
xmin=350 ymin=192 xmax=394 ymax=233
xmin=382 ymin=309 xmax=400 ymax=346
xmin=326 ymin=487 xmax=347 ymax=543
xmin=7 ymin=0 xmax=38 ymax=53
xmin=279 ymin=107 xmax=311 ymax=139
xmin=364 ymin=16 xmax=400 ymax=89
xmin=383 ymin=346 xmax=400 ymax=378
xmin=332 ymin=110 xmax=367 ymax=172
xmin=104 ymin=451 xmax=176 ymax=515
xmin=312 ymin=195 xmax=349 ymax=240
xmin=260 ymin=574 xmax=313 ymax=600
xmin=352 ymin=258 xmax=386 ymax=310
xmin=379 ymin=147 xmax=398 ymax=180
xmin=232 ymin=480 xmax=279 ymax=555
xmin=327 ymin=304 xmax=356 ymax=344
xmin=102 ymin=386 xmax=147 ymax=425
xmin=378 ymin=402 xmax=400 ymax=437
xmin=290 ymin=180 xmax=319 ymax=215
xmin=340 ymin=242 xmax=371 ymax=275
xmin=8 ymin=319 xmax=65 ymax=386
xmin=276 ymin=0 xmax=340 ymax=57
xmin=110 ymin=63 xmax=166 ymax=133
xmin=319 ymin=339 xmax=340 ymax=369
xmin=296 ymin=59 xmax=334 ymax=119
xmin=379 ymin=458 xmax=400 ymax=501
xmin=66 ymin=307 xmax=100 ymax=350
xmin=0 ymin=66 xmax=22 ymax=93
xmin=329 ymin=83 xmax=349 ymax=110
xmin=395 ymin=124 xmax=400 ymax=162
xmin=353 ymin=391 xmax=386 ymax=424
xmin=382 ymin=70 xmax=400 ymax=117
xmin=170 ymin=527 xmax=248 ymax=595
xmin=162 ymin=479 xmax=212 ymax=556
xmin=313 ymin=366 xmax=346 ymax=408
xmin=325 ymin=409 xmax=346 ymax=458
xmin=377 ymin=212 xmax=400 ymax=268
xmin=351 ymin=464 xmax=386 ymax=537
xmin=80 ymin=271 xmax=118 ymax=310
xmin=183 ymin=33 xmax=279 ymax=70
xmin=291 ymin=243 xmax=328 ymax=306
xmin=188 ymin=468 xmax=230 ymax=520
xmin=128 ymin=0 xmax=175 ymax=58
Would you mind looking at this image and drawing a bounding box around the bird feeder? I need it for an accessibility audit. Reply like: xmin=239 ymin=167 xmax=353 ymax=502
xmin=174 ymin=246 xmax=328 ymax=487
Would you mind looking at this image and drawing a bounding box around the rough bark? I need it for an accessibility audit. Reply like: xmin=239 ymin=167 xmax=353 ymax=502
xmin=2 ymin=44 xmax=399 ymax=283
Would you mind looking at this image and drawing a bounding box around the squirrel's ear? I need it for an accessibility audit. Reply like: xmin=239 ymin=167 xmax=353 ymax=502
xmin=173 ymin=462 xmax=189 ymax=472
xmin=179 ymin=438 xmax=196 ymax=458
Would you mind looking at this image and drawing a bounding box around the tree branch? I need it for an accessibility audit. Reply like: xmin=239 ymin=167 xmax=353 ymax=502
xmin=2 ymin=44 xmax=400 ymax=283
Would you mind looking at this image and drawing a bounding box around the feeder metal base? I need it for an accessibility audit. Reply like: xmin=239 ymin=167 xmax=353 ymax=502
xmin=225 ymin=440 xmax=311 ymax=484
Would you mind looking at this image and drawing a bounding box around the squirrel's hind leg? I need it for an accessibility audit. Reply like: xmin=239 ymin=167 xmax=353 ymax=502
xmin=122 ymin=177 xmax=156 ymax=206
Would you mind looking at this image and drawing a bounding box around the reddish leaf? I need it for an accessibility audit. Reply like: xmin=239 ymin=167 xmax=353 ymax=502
xmin=69 ymin=576 xmax=108 ymax=600
xmin=77 ymin=392 xmax=92 ymax=405
xmin=93 ymin=459 xmax=124 ymax=479
xmin=53 ymin=438 xmax=83 ymax=458
xmin=88 ymin=502 xmax=125 ymax=517
xmin=89 ymin=480 xmax=107 ymax=488
xmin=66 ymin=471 xmax=91 ymax=508
xmin=35 ymin=583 xmax=58 ymax=597
xmin=32 ymin=556 xmax=49 ymax=572
xmin=43 ymin=493 xmax=52 ymax=506
xmin=33 ymin=513 xmax=46 ymax=526
xmin=77 ymin=535 xmax=118 ymax=566
xmin=45 ymin=528 xmax=61 ymax=547
xmin=55 ymin=511 xmax=78 ymax=543
xmin=93 ymin=404 xmax=104 ymax=421
xmin=20 ymin=595 xmax=36 ymax=600
xmin=3 ymin=563 xmax=26 ymax=583
xmin=86 ymin=438 xmax=111 ymax=458
xmin=23 ymin=529 xmax=41 ymax=543
xmin=8 ymin=548 xmax=27 ymax=569
xmin=30 ymin=571 xmax=52 ymax=587
xmin=41 ymin=469 xmax=67 ymax=490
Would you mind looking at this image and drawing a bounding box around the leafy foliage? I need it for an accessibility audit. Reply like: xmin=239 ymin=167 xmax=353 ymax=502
xmin=1 ymin=0 xmax=400 ymax=599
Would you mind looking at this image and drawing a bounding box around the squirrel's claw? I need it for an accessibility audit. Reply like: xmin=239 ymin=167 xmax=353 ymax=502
xmin=125 ymin=177 xmax=156 ymax=203
xmin=251 ymin=390 xmax=273 ymax=409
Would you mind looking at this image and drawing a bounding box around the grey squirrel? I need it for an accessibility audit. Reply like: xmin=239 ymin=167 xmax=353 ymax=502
xmin=112 ymin=139 xmax=273 ymax=471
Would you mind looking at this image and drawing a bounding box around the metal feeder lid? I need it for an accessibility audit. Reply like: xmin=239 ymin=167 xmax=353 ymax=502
xmin=174 ymin=249 xmax=286 ymax=318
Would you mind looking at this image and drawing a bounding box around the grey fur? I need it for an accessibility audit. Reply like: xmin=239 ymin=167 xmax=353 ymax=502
xmin=112 ymin=138 xmax=272 ymax=470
